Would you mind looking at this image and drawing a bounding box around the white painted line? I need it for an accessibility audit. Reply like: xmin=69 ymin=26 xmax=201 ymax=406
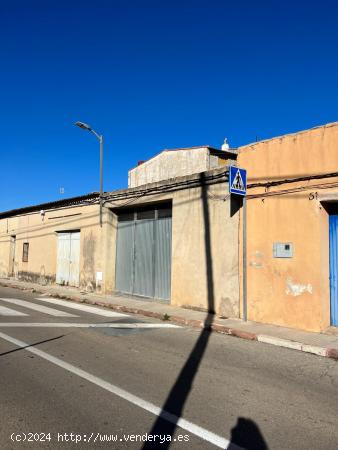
xmin=255 ymin=334 xmax=327 ymax=357
xmin=301 ymin=344 xmax=327 ymax=357
xmin=0 ymin=298 xmax=78 ymax=317
xmin=257 ymin=334 xmax=303 ymax=351
xmin=0 ymin=305 xmax=28 ymax=317
xmin=0 ymin=331 xmax=240 ymax=450
xmin=0 ymin=323 xmax=181 ymax=328
xmin=35 ymin=297 xmax=129 ymax=318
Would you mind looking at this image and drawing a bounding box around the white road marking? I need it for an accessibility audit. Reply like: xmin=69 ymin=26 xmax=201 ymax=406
xmin=0 ymin=323 xmax=181 ymax=328
xmin=0 ymin=305 xmax=28 ymax=317
xmin=0 ymin=331 xmax=239 ymax=450
xmin=35 ymin=297 xmax=129 ymax=318
xmin=0 ymin=298 xmax=78 ymax=317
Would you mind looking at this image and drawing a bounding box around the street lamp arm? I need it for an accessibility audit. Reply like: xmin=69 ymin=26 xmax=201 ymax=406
xmin=75 ymin=120 xmax=104 ymax=227
xmin=90 ymin=128 xmax=103 ymax=142
xmin=75 ymin=121 xmax=102 ymax=142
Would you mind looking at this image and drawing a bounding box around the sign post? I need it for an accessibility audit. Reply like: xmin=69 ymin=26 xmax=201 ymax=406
xmin=229 ymin=166 xmax=248 ymax=321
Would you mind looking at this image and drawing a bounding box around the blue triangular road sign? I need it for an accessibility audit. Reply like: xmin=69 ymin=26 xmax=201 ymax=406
xmin=229 ymin=166 xmax=247 ymax=196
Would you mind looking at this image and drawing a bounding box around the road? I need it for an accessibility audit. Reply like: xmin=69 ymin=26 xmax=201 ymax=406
xmin=0 ymin=285 xmax=337 ymax=450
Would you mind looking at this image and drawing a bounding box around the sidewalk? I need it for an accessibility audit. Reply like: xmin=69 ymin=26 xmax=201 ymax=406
xmin=1 ymin=277 xmax=338 ymax=361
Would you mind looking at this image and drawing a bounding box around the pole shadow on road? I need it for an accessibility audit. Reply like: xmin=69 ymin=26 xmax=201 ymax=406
xmin=142 ymin=172 xmax=267 ymax=450
xmin=141 ymin=173 xmax=219 ymax=449
xmin=228 ymin=417 xmax=268 ymax=450
xmin=0 ymin=335 xmax=64 ymax=357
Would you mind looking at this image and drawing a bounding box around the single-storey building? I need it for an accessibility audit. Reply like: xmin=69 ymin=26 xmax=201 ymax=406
xmin=0 ymin=145 xmax=240 ymax=318
xmin=238 ymin=121 xmax=338 ymax=332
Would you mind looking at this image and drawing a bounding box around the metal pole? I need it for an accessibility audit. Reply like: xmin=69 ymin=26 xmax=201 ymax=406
xmin=75 ymin=122 xmax=104 ymax=226
xmin=243 ymin=196 xmax=247 ymax=321
xmin=99 ymin=135 xmax=104 ymax=227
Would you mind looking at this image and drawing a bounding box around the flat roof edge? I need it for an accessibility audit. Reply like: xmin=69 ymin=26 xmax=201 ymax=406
xmin=238 ymin=121 xmax=338 ymax=152
xmin=0 ymin=192 xmax=100 ymax=220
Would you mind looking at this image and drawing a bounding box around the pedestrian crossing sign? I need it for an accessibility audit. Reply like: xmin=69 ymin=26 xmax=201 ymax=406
xmin=229 ymin=166 xmax=247 ymax=196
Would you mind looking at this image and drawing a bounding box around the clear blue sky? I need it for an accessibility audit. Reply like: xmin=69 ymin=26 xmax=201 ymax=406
xmin=1 ymin=0 xmax=337 ymax=211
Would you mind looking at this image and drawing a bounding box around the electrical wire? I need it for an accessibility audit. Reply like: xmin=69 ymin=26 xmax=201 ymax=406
xmin=247 ymin=180 xmax=338 ymax=199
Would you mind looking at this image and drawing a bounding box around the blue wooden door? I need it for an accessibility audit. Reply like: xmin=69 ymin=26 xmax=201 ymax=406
xmin=329 ymin=215 xmax=338 ymax=326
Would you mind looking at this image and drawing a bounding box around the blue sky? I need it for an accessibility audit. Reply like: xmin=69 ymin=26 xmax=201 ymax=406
xmin=1 ymin=0 xmax=337 ymax=211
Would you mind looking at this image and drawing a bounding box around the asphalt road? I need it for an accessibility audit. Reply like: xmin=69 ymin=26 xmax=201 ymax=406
xmin=0 ymin=286 xmax=337 ymax=450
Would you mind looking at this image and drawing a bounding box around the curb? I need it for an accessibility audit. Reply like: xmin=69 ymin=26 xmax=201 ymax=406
xmin=1 ymin=280 xmax=338 ymax=361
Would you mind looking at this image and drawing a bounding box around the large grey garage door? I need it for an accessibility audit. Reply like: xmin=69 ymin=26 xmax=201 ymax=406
xmin=115 ymin=204 xmax=172 ymax=301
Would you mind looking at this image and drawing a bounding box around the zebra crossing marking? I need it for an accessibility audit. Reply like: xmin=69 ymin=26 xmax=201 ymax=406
xmin=36 ymin=297 xmax=129 ymax=318
xmin=0 ymin=305 xmax=28 ymax=317
xmin=0 ymin=298 xmax=78 ymax=317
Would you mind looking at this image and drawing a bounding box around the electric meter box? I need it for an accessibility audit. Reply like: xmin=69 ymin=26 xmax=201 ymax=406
xmin=273 ymin=242 xmax=293 ymax=258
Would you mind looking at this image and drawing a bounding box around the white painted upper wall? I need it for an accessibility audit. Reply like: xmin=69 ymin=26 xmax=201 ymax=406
xmin=128 ymin=147 xmax=221 ymax=188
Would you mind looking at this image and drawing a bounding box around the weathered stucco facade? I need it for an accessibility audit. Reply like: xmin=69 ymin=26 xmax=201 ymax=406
xmin=3 ymin=122 xmax=336 ymax=332
xmin=0 ymin=167 xmax=240 ymax=318
xmin=0 ymin=199 xmax=105 ymax=292
xmin=128 ymin=146 xmax=235 ymax=188
xmin=104 ymin=167 xmax=240 ymax=317
xmin=238 ymin=122 xmax=338 ymax=332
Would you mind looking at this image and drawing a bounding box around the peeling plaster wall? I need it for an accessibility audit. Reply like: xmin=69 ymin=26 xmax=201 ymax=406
xmin=285 ymin=277 xmax=313 ymax=296
xmin=238 ymin=122 xmax=338 ymax=332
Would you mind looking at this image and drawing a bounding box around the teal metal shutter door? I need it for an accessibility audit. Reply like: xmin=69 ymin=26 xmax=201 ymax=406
xmin=133 ymin=220 xmax=154 ymax=298
xmin=115 ymin=221 xmax=134 ymax=294
xmin=329 ymin=215 xmax=338 ymax=326
xmin=154 ymin=217 xmax=172 ymax=300
xmin=114 ymin=205 xmax=172 ymax=301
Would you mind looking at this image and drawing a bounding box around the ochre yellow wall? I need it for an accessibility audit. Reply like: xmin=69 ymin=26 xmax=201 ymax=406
xmin=238 ymin=122 xmax=338 ymax=331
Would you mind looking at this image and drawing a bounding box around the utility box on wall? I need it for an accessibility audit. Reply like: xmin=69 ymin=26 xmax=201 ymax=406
xmin=273 ymin=242 xmax=293 ymax=258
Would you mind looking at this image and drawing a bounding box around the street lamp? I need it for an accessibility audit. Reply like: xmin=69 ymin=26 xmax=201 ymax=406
xmin=75 ymin=121 xmax=104 ymax=226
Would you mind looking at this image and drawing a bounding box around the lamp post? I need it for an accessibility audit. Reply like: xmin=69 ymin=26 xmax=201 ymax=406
xmin=75 ymin=121 xmax=104 ymax=226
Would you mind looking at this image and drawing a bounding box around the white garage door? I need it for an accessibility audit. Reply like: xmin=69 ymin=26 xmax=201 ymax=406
xmin=56 ymin=231 xmax=80 ymax=287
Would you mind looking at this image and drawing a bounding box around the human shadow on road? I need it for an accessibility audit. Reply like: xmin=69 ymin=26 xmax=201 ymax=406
xmin=0 ymin=334 xmax=65 ymax=357
xmin=228 ymin=417 xmax=268 ymax=450
xmin=142 ymin=172 xmax=222 ymax=450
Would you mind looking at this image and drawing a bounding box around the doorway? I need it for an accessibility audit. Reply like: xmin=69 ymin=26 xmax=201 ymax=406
xmin=56 ymin=231 xmax=80 ymax=287
xmin=9 ymin=235 xmax=16 ymax=277
xmin=329 ymin=214 xmax=338 ymax=326
xmin=115 ymin=204 xmax=172 ymax=301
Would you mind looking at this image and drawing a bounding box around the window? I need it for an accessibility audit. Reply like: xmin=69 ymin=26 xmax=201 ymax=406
xmin=158 ymin=207 xmax=172 ymax=218
xmin=115 ymin=203 xmax=172 ymax=222
xmin=22 ymin=243 xmax=29 ymax=262
xmin=137 ymin=209 xmax=155 ymax=220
